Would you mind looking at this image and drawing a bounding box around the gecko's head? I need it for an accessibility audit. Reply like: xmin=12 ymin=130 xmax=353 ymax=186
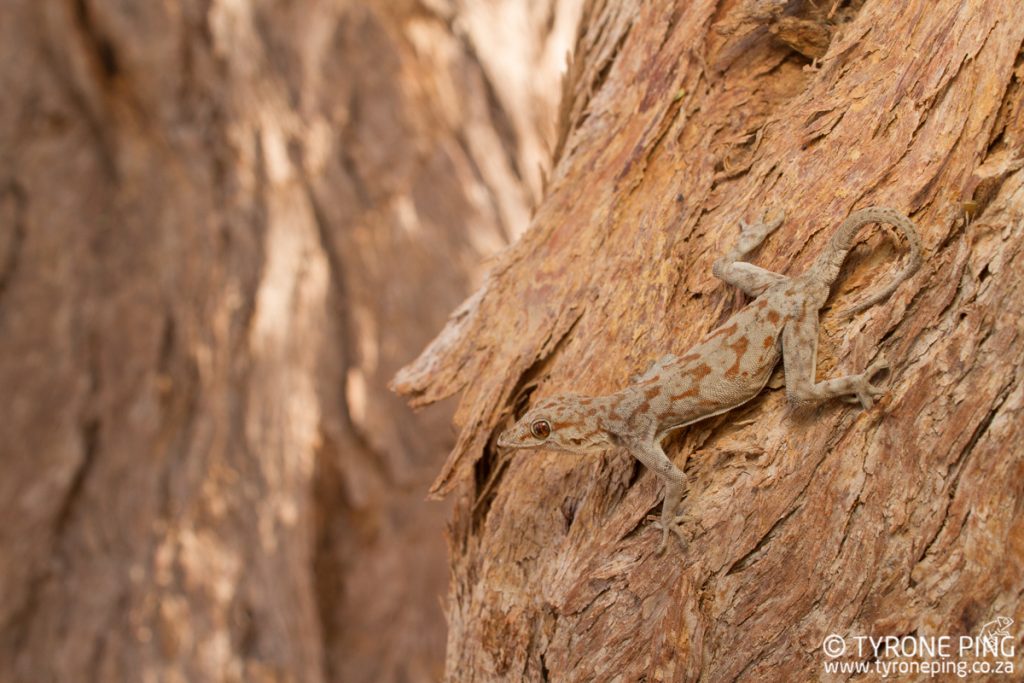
xmin=496 ymin=395 xmax=613 ymax=454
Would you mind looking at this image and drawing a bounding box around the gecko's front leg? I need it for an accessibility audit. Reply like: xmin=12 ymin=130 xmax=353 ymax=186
xmin=626 ymin=439 xmax=689 ymax=554
xmin=655 ymin=476 xmax=689 ymax=554
xmin=712 ymin=211 xmax=788 ymax=297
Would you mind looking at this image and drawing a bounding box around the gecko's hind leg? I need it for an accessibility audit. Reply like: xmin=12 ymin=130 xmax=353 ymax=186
xmin=783 ymin=312 xmax=890 ymax=409
xmin=713 ymin=212 xmax=789 ymax=297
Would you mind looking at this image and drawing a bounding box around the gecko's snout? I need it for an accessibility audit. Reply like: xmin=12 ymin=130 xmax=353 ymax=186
xmin=495 ymin=428 xmax=517 ymax=449
xmin=496 ymin=421 xmax=533 ymax=449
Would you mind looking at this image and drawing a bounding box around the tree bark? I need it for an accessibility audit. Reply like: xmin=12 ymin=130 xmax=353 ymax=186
xmin=0 ymin=1 xmax=578 ymax=681
xmin=395 ymin=1 xmax=1024 ymax=680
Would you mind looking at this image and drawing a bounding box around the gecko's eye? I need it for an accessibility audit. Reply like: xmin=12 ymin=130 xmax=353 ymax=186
xmin=530 ymin=420 xmax=551 ymax=439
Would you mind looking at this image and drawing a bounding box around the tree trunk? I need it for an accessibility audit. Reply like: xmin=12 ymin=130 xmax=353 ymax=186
xmin=394 ymin=1 xmax=1024 ymax=680
xmin=0 ymin=1 xmax=578 ymax=681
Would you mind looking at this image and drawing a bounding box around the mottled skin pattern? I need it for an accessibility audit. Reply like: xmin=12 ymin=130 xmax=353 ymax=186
xmin=498 ymin=207 xmax=923 ymax=553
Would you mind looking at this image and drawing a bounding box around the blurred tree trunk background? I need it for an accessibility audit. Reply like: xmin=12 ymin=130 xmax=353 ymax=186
xmin=396 ymin=0 xmax=1024 ymax=680
xmin=0 ymin=0 xmax=581 ymax=681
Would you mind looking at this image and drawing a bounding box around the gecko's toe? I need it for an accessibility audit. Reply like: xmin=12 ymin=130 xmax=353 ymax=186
xmin=866 ymin=356 xmax=890 ymax=379
xmin=672 ymin=516 xmax=700 ymax=543
xmin=851 ymin=382 xmax=874 ymax=409
xmin=656 ymin=527 xmax=669 ymax=555
xmin=670 ymin=525 xmax=690 ymax=550
xmin=652 ymin=519 xmax=688 ymax=553
xmin=857 ymin=385 xmax=886 ymax=409
xmin=673 ymin=510 xmax=698 ymax=526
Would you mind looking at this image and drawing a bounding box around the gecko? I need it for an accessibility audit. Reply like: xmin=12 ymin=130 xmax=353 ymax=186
xmin=497 ymin=207 xmax=922 ymax=553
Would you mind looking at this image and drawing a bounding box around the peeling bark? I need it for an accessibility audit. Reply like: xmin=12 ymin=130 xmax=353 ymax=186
xmin=396 ymin=1 xmax=1024 ymax=679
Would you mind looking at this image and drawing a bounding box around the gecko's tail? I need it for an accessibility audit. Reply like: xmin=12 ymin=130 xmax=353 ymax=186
xmin=809 ymin=206 xmax=923 ymax=316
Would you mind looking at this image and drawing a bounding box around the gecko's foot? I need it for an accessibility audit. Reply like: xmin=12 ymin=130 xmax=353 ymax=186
xmin=840 ymin=357 xmax=890 ymax=409
xmin=737 ymin=211 xmax=786 ymax=251
xmin=844 ymin=380 xmax=887 ymax=409
xmin=652 ymin=516 xmax=692 ymax=554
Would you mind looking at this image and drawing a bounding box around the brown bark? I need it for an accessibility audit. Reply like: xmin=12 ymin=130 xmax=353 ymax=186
xmin=0 ymin=1 xmax=578 ymax=681
xmin=395 ymin=0 xmax=1024 ymax=680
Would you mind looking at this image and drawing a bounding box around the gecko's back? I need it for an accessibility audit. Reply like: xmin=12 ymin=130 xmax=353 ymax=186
xmin=629 ymin=294 xmax=789 ymax=437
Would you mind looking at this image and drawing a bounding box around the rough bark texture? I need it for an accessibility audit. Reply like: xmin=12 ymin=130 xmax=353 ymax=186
xmin=395 ymin=0 xmax=1024 ymax=680
xmin=0 ymin=1 xmax=579 ymax=681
